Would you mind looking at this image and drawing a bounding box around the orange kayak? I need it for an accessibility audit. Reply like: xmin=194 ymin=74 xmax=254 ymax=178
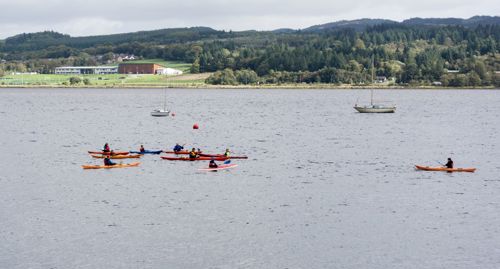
xmin=82 ymin=162 xmax=140 ymax=169
xmin=415 ymin=165 xmax=476 ymax=173
xmin=88 ymin=151 xmax=129 ymax=156
xmin=90 ymin=154 xmax=141 ymax=159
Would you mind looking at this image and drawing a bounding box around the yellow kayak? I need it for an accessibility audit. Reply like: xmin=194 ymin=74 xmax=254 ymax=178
xmin=415 ymin=165 xmax=476 ymax=172
xmin=82 ymin=162 xmax=140 ymax=169
xmin=90 ymin=154 xmax=141 ymax=159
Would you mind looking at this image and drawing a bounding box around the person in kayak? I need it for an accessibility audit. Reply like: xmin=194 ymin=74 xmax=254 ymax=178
xmin=189 ymin=148 xmax=199 ymax=159
xmin=223 ymin=148 xmax=230 ymax=157
xmin=173 ymin=143 xmax=184 ymax=153
xmin=209 ymin=158 xmax=218 ymax=168
xmin=103 ymin=143 xmax=110 ymax=152
xmin=140 ymin=145 xmax=145 ymax=153
xmin=445 ymin=158 xmax=454 ymax=168
xmin=104 ymin=155 xmax=116 ymax=166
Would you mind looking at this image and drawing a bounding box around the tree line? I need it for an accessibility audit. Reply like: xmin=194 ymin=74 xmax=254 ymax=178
xmin=1 ymin=24 xmax=499 ymax=86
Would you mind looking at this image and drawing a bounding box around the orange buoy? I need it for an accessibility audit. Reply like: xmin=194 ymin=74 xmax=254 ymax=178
xmin=193 ymin=123 xmax=199 ymax=129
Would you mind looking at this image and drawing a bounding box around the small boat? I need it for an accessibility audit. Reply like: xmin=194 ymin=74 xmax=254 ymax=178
xmin=161 ymin=156 xmax=228 ymax=161
xmin=198 ymin=164 xmax=238 ymax=171
xmin=82 ymin=162 xmax=140 ymax=169
xmin=354 ymin=103 xmax=396 ymax=113
xmin=129 ymin=150 xmax=163 ymax=154
xmin=88 ymin=151 xmax=129 ymax=155
xmin=151 ymin=89 xmax=170 ymax=117
xmin=415 ymin=165 xmax=476 ymax=173
xmin=91 ymin=154 xmax=141 ymax=159
xmin=151 ymin=109 xmax=170 ymax=117
xmin=354 ymin=59 xmax=395 ymax=113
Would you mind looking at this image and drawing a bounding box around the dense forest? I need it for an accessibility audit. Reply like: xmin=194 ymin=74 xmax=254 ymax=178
xmin=1 ymin=16 xmax=499 ymax=86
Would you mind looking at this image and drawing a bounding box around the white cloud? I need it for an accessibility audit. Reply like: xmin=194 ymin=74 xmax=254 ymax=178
xmin=0 ymin=0 xmax=498 ymax=38
xmin=55 ymin=18 xmax=124 ymax=37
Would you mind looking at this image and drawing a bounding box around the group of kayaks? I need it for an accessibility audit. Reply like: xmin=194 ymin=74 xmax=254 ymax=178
xmin=82 ymin=148 xmax=246 ymax=171
xmin=84 ymin=149 xmax=475 ymax=173
xmin=160 ymin=150 xmax=247 ymax=171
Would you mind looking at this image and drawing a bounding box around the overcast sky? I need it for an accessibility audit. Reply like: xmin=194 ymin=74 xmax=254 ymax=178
xmin=0 ymin=0 xmax=498 ymax=38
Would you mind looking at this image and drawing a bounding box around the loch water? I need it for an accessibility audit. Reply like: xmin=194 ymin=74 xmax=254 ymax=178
xmin=1 ymin=88 xmax=499 ymax=269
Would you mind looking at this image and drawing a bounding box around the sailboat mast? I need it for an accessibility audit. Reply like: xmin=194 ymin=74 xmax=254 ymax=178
xmin=164 ymin=88 xmax=167 ymax=111
xmin=371 ymin=57 xmax=374 ymax=106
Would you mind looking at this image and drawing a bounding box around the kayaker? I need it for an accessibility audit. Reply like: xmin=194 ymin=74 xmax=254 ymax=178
xmin=189 ymin=148 xmax=198 ymax=159
xmin=104 ymin=155 xmax=116 ymax=166
xmin=445 ymin=158 xmax=454 ymax=168
xmin=209 ymin=159 xmax=218 ymax=168
xmin=140 ymin=145 xmax=145 ymax=153
xmin=197 ymin=148 xmax=203 ymax=154
xmin=173 ymin=143 xmax=184 ymax=153
xmin=223 ymin=148 xmax=230 ymax=157
xmin=103 ymin=143 xmax=110 ymax=152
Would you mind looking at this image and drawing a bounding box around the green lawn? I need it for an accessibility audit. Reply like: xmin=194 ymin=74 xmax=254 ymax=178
xmin=0 ymin=73 xmax=208 ymax=87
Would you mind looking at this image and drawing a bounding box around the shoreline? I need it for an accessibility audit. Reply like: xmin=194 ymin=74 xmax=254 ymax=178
xmin=0 ymin=84 xmax=498 ymax=90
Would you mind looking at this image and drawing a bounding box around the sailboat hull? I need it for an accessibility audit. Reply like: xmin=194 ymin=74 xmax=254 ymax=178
xmin=354 ymin=106 xmax=396 ymax=113
xmin=151 ymin=110 xmax=170 ymax=117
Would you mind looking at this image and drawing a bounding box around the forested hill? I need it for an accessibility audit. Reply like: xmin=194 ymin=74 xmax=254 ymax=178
xmin=0 ymin=16 xmax=499 ymax=87
xmin=2 ymin=16 xmax=499 ymax=53
xmin=306 ymin=16 xmax=500 ymax=31
xmin=1 ymin=27 xmax=228 ymax=52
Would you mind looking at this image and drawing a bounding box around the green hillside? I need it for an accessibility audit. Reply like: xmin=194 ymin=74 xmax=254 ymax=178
xmin=1 ymin=16 xmax=499 ymax=87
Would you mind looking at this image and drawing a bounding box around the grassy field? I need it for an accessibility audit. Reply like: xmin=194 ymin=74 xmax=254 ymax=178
xmin=0 ymin=73 xmax=211 ymax=87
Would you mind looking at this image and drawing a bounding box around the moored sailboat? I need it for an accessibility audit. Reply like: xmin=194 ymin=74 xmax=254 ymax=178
xmin=353 ymin=89 xmax=396 ymax=113
xmin=151 ymin=89 xmax=170 ymax=117
xmin=354 ymin=59 xmax=396 ymax=113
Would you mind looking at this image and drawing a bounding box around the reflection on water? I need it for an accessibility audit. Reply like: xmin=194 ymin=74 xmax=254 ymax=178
xmin=0 ymin=88 xmax=499 ymax=269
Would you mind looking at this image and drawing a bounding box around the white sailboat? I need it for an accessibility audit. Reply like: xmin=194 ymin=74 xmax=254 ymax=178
xmin=353 ymin=89 xmax=396 ymax=113
xmin=151 ymin=89 xmax=170 ymax=117
xmin=354 ymin=59 xmax=396 ymax=113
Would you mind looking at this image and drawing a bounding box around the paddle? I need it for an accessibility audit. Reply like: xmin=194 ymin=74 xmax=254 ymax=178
xmin=223 ymin=160 xmax=231 ymax=164
xmin=435 ymin=160 xmax=445 ymax=166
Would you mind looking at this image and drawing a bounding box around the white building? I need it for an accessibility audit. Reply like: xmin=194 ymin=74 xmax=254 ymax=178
xmin=155 ymin=68 xmax=183 ymax=75
xmin=55 ymin=66 xmax=118 ymax=75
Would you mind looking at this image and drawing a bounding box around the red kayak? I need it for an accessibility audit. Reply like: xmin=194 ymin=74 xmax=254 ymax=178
xmin=163 ymin=151 xmax=189 ymax=155
xmin=88 ymin=151 xmax=129 ymax=155
xmin=198 ymin=153 xmax=248 ymax=159
xmin=161 ymin=156 xmax=228 ymax=161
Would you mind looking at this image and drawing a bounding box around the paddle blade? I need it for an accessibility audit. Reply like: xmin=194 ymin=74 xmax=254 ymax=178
xmin=224 ymin=160 xmax=231 ymax=164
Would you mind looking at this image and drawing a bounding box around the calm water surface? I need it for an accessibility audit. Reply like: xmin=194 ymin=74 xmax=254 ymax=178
xmin=1 ymin=88 xmax=499 ymax=269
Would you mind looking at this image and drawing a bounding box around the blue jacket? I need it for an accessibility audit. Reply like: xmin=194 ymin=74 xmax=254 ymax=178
xmin=173 ymin=145 xmax=184 ymax=152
